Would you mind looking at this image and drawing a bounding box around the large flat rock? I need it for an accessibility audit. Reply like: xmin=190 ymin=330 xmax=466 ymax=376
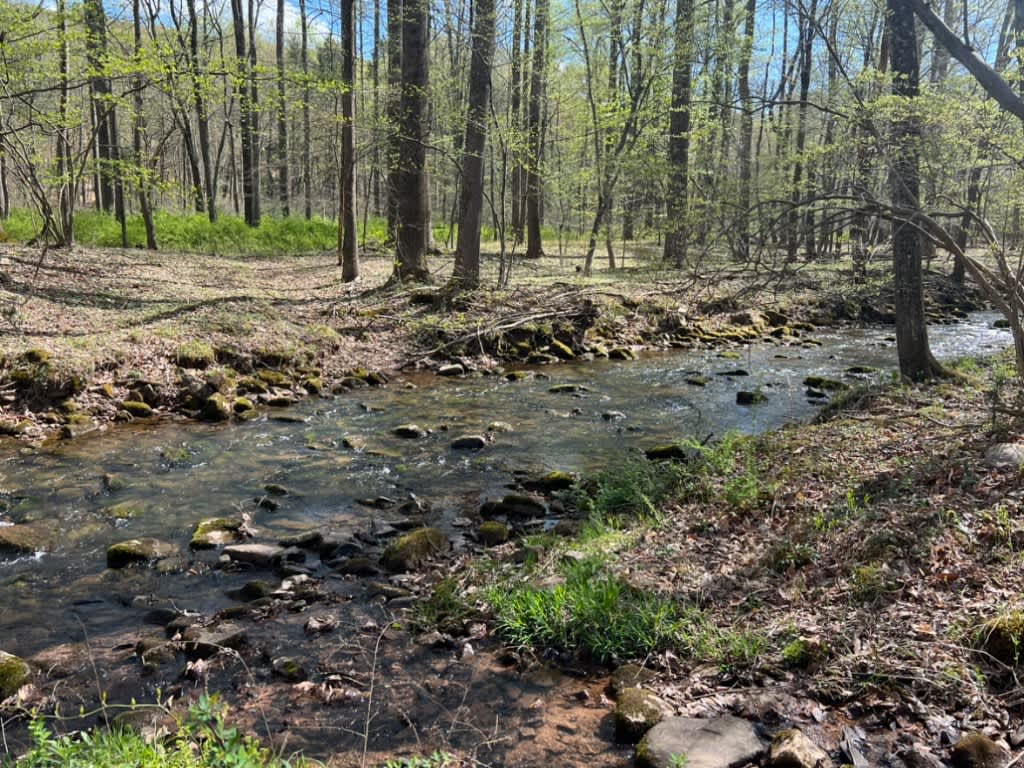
xmin=636 ymin=715 xmax=765 ymax=768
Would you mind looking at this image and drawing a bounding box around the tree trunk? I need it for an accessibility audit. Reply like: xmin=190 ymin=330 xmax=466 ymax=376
xmin=340 ymin=0 xmax=360 ymax=280
xmin=84 ymin=0 xmax=115 ymax=214
xmin=276 ymin=0 xmax=290 ymax=216
xmin=735 ymin=0 xmax=755 ymax=260
xmin=663 ymin=0 xmax=694 ymax=268
xmin=132 ymin=0 xmax=158 ymax=249
xmin=386 ymin=0 xmax=404 ymax=240
xmin=952 ymin=165 xmax=980 ymax=284
xmin=393 ymin=0 xmax=431 ymax=280
xmin=452 ymin=0 xmax=497 ymax=288
xmin=231 ymin=0 xmax=259 ymax=226
xmin=185 ymin=0 xmax=216 ymax=221
xmin=889 ymin=0 xmax=941 ymax=379
xmin=56 ymin=0 xmax=73 ymax=246
xmin=509 ymin=0 xmax=524 ymax=244
xmin=300 ymin=0 xmax=313 ymax=219
xmin=787 ymin=0 xmax=816 ymax=261
xmin=524 ymin=0 xmax=549 ymax=259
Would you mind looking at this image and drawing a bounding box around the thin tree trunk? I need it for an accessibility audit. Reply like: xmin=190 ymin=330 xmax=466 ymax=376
xmin=386 ymin=0 xmax=403 ymax=240
xmin=57 ymin=0 xmax=73 ymax=246
xmin=276 ymin=0 xmax=290 ymax=216
xmin=524 ymin=0 xmax=549 ymax=259
xmin=735 ymin=0 xmax=756 ymax=260
xmin=300 ymin=0 xmax=313 ymax=219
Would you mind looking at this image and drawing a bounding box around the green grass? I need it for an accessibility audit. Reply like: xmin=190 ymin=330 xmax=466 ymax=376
xmin=574 ymin=457 xmax=688 ymax=523
xmin=6 ymin=694 xmax=310 ymax=768
xmin=4 ymin=209 xmax=340 ymax=255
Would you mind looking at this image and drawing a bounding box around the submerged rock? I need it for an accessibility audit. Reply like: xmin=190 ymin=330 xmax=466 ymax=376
xmin=0 ymin=650 xmax=30 ymax=698
xmin=392 ymin=424 xmax=427 ymax=439
xmin=0 ymin=524 xmax=51 ymax=557
xmin=438 ymin=363 xmax=465 ymax=377
xmin=487 ymin=421 xmax=514 ymax=432
xmin=481 ymin=494 xmax=546 ymax=520
xmin=613 ymin=687 xmax=671 ymax=744
xmin=736 ymin=390 xmax=767 ymax=406
xmin=223 ymin=543 xmax=284 ymax=568
xmin=380 ymin=527 xmax=449 ymax=572
xmin=524 ymin=471 xmax=576 ymax=492
xmin=636 ymin=715 xmax=765 ymax=768
xmin=802 ymin=375 xmax=849 ymax=391
xmin=451 ymin=434 xmax=488 ymax=450
xmin=107 ymin=538 xmax=175 ymax=569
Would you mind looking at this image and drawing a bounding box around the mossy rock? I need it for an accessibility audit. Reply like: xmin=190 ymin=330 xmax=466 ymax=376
xmin=549 ymin=383 xmax=589 ymax=394
xmin=103 ymin=500 xmax=147 ymax=520
xmin=736 ymin=390 xmax=767 ymax=406
xmin=951 ymin=732 xmax=1009 ymax=768
xmin=393 ymin=424 xmax=427 ymax=439
xmin=977 ymin=613 xmax=1024 ymax=665
xmin=303 ymin=377 xmax=324 ymax=395
xmin=271 ymin=656 xmax=307 ymax=682
xmin=19 ymin=349 xmax=51 ymax=364
xmin=103 ymin=473 xmax=129 ymax=492
xmin=645 ymin=444 xmax=688 ymax=461
xmin=121 ymin=400 xmax=154 ymax=418
xmin=176 ymin=341 xmax=215 ymax=369
xmin=107 ymin=538 xmax=175 ymax=569
xmin=190 ymin=518 xmax=244 ymax=549
xmin=236 ymin=377 xmax=269 ymax=395
xmin=524 ymin=470 xmax=575 ymax=492
xmin=233 ymin=397 xmax=255 ymax=414
xmin=478 ymin=521 xmax=510 ymax=546
xmin=481 ymin=494 xmax=546 ymax=520
xmin=609 ymin=347 xmax=637 ymax=361
xmin=380 ymin=527 xmax=449 ymax=572
xmin=0 ymin=419 xmax=33 ymax=437
xmin=264 ymin=483 xmax=290 ymax=497
xmin=257 ymin=369 xmax=290 ymax=387
xmin=613 ymin=687 xmax=670 ymax=744
xmin=549 ymin=340 xmax=576 ymax=359
xmin=803 ymin=375 xmax=849 ymax=391
xmin=505 ymin=370 xmax=532 ymax=382
xmin=718 ymin=350 xmax=742 ymax=360
xmin=487 ymin=421 xmax=514 ymax=432
xmin=608 ymin=664 xmax=656 ymax=698
xmin=201 ymin=393 xmax=232 ymax=422
xmin=845 ymin=365 xmax=878 ymax=375
xmin=0 ymin=524 xmax=51 ymax=556
xmin=684 ymin=375 xmax=710 ymax=387
xmin=227 ymin=580 xmax=277 ymax=602
xmin=0 ymin=650 xmax=30 ymax=698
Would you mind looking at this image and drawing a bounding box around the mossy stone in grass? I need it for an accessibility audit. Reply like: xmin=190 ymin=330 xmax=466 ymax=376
xmin=257 ymin=369 xmax=290 ymax=387
xmin=175 ymin=341 xmax=215 ymax=369
xmin=525 ymin=470 xmax=575 ymax=492
xmin=951 ymin=732 xmax=1009 ymax=768
xmin=190 ymin=517 xmax=244 ymax=549
xmin=380 ymin=527 xmax=448 ymax=572
xmin=478 ymin=521 xmax=510 ymax=546
xmin=121 ymin=400 xmax=153 ymax=418
xmin=644 ymin=444 xmax=688 ymax=461
xmin=613 ymin=687 xmax=670 ymax=744
xmin=19 ymin=348 xmax=51 ymax=364
xmin=977 ymin=613 xmax=1024 ymax=665
xmin=0 ymin=650 xmax=30 ymax=698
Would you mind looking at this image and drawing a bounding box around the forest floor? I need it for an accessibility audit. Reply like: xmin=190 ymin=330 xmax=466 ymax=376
xmin=0 ymin=242 xmax=983 ymax=439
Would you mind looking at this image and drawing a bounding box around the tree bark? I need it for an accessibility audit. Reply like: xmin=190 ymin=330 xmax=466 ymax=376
xmin=524 ymin=0 xmax=549 ymax=259
xmin=386 ymin=0 xmax=404 ymax=240
xmin=889 ymin=0 xmax=942 ymax=379
xmin=340 ymin=0 xmax=360 ymax=280
xmin=393 ymin=0 xmax=431 ymax=280
xmin=231 ymin=0 xmax=260 ymax=226
xmin=735 ymin=0 xmax=755 ymax=260
xmin=300 ymin=0 xmax=312 ymax=219
xmin=664 ymin=0 xmax=694 ymax=268
xmin=276 ymin=0 xmax=290 ymax=216
xmin=452 ymin=0 xmax=496 ymax=287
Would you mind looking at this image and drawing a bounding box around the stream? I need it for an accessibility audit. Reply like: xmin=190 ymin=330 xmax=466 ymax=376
xmin=0 ymin=313 xmax=1011 ymax=660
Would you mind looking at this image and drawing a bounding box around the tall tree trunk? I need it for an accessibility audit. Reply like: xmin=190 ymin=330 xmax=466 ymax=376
xmin=787 ymin=0 xmax=816 ymax=261
xmin=185 ymin=0 xmax=216 ymax=221
xmin=300 ymin=0 xmax=313 ymax=219
xmin=452 ymin=0 xmax=497 ymax=287
xmin=951 ymin=165 xmax=980 ymax=284
xmin=889 ymin=0 xmax=941 ymax=378
xmin=132 ymin=0 xmax=157 ymax=249
xmin=735 ymin=0 xmax=756 ymax=260
xmin=386 ymin=0 xmax=403 ymax=240
xmin=247 ymin=0 xmax=261 ymax=223
xmin=663 ymin=0 xmax=694 ymax=267
xmin=276 ymin=0 xmax=290 ymax=216
xmin=84 ymin=0 xmax=115 ymax=214
xmin=509 ymin=0 xmax=525 ymax=243
xmin=56 ymin=0 xmax=73 ymax=246
xmin=340 ymin=0 xmax=360 ymax=279
xmin=524 ymin=0 xmax=549 ymax=259
xmin=393 ymin=0 xmax=431 ymax=280
xmin=231 ymin=0 xmax=259 ymax=226
xmin=372 ymin=0 xmax=382 ymax=218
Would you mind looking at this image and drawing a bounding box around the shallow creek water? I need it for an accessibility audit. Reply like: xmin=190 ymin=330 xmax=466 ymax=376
xmin=0 ymin=314 xmax=1011 ymax=660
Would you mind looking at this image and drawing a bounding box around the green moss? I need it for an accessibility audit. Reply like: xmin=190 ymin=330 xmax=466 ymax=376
xmin=20 ymin=348 xmax=51 ymax=364
xmin=201 ymin=394 xmax=232 ymax=422
xmin=233 ymin=397 xmax=255 ymax=414
xmin=0 ymin=651 xmax=30 ymax=698
xmin=121 ymin=400 xmax=154 ymax=418
xmin=103 ymin=500 xmax=147 ymax=520
xmin=977 ymin=612 xmax=1024 ymax=665
xmin=257 ymin=369 xmax=290 ymax=387
xmin=550 ymin=340 xmax=576 ymax=359
xmin=106 ymin=538 xmax=174 ymax=569
xmin=478 ymin=521 xmax=510 ymax=546
xmin=803 ymin=375 xmax=850 ymax=391
xmin=190 ymin=518 xmax=243 ymax=549
xmin=381 ymin=527 xmax=449 ymax=572
xmin=176 ymin=341 xmax=215 ymax=369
